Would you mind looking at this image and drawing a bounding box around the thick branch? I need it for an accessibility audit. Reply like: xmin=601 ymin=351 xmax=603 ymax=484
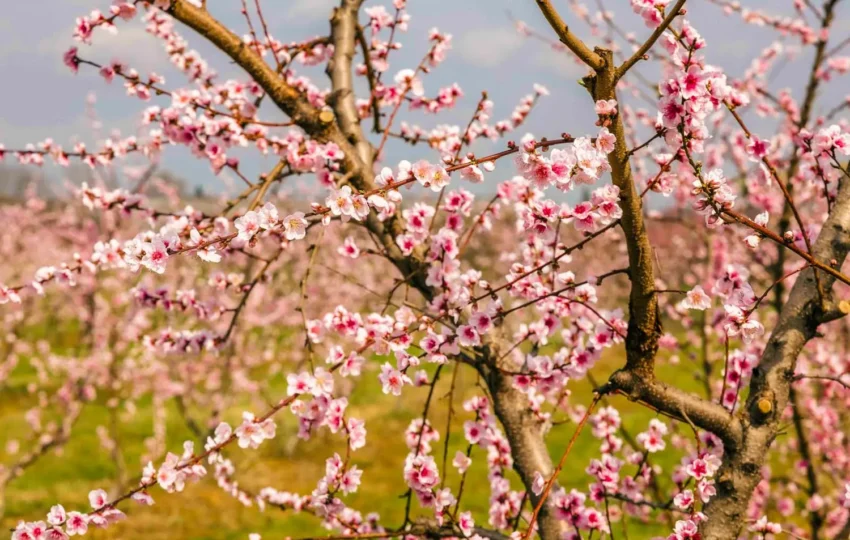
xmin=168 ymin=0 xmax=339 ymax=139
xmin=168 ymin=5 xmax=604 ymax=538
xmin=168 ymin=0 xmax=419 ymax=285
xmin=533 ymin=0 xmax=605 ymax=70
xmin=605 ymin=370 xmax=742 ymax=448
xmin=478 ymin=340 xmax=568 ymax=540
xmin=327 ymin=0 xmax=374 ymax=166
xmin=700 ymin=177 xmax=850 ymax=539
xmin=585 ymin=46 xmax=746 ymax=498
xmin=584 ymin=48 xmax=660 ymax=378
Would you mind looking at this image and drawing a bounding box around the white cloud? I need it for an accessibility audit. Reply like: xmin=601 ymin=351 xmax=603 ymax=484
xmin=531 ymin=46 xmax=590 ymax=80
xmin=286 ymin=0 xmax=337 ymax=22
xmin=457 ymin=27 xmax=523 ymax=67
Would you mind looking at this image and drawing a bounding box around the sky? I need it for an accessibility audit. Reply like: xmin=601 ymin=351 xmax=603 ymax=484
xmin=1 ymin=0 xmax=848 ymax=198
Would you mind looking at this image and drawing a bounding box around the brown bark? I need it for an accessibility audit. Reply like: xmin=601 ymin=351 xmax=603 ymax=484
xmin=700 ymin=179 xmax=850 ymax=539
xmin=584 ymin=48 xmax=661 ymax=379
xmin=582 ymin=50 xmax=737 ymax=444
xmin=477 ymin=339 xmax=568 ymax=540
xmin=530 ymin=2 xmax=850 ymax=538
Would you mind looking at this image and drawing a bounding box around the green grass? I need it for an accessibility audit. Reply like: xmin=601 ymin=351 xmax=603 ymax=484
xmin=0 ymin=338 xmax=715 ymax=539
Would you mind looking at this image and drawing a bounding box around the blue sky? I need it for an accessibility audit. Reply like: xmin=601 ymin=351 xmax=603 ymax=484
xmin=1 ymin=0 xmax=848 ymax=196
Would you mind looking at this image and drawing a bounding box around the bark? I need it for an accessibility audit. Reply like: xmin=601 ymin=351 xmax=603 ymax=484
xmin=607 ymin=370 xmax=741 ymax=447
xmin=773 ymin=0 xmax=840 ymax=315
xmin=326 ymin=0 xmax=373 ymax=167
xmin=699 ymin=4 xmax=842 ymax=536
xmin=168 ymin=0 xmax=420 ymax=283
xmin=700 ymin=178 xmax=850 ymax=539
xmin=583 ymin=48 xmax=661 ymax=379
xmin=534 ymin=0 xmax=604 ymax=69
xmin=530 ymin=3 xmax=850 ymax=538
xmin=478 ymin=338 xmax=568 ymax=540
xmin=582 ymin=50 xmax=735 ymax=442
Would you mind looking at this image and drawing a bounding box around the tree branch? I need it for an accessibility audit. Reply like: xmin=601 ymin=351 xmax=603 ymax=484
xmin=793 ymin=373 xmax=850 ymax=390
xmin=616 ymin=0 xmax=687 ymax=80
xmin=604 ymin=370 xmax=742 ymax=448
xmin=327 ymin=0 xmax=373 ymax=166
xmin=533 ymin=0 xmax=605 ymax=70
xmin=701 ymin=177 xmax=850 ymax=539
xmin=168 ymin=0 xmax=340 ymax=139
xmin=355 ymin=24 xmax=383 ymax=133
xmin=584 ymin=48 xmax=660 ymax=378
xmin=168 ymin=0 xmax=422 ymax=288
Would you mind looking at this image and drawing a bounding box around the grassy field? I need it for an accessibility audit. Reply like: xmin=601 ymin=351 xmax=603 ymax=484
xmin=0 ymin=341 xmax=705 ymax=539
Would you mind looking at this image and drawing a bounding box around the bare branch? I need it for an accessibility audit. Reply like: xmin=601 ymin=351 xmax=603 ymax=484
xmin=168 ymin=0 xmax=342 ymax=141
xmin=355 ymin=25 xmax=383 ymax=132
xmin=327 ymin=0 xmax=374 ymax=166
xmin=533 ymin=0 xmax=605 ymax=70
xmin=604 ymin=370 xmax=742 ymax=447
xmin=522 ymin=395 xmax=600 ymax=540
xmin=793 ymin=373 xmax=850 ymax=390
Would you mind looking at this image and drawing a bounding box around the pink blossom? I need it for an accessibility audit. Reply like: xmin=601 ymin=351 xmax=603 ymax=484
xmin=88 ymin=488 xmax=108 ymax=509
xmin=257 ymin=202 xmax=279 ymax=230
xmin=378 ymin=363 xmax=410 ymax=396
xmin=235 ymin=412 xmax=276 ymax=449
xmin=532 ymin=471 xmax=546 ymax=495
xmin=457 ymin=324 xmax=480 ymax=347
xmin=63 ymin=47 xmax=79 ymax=73
xmin=673 ymin=490 xmax=695 ymax=509
xmin=680 ymin=285 xmax=711 ymax=310
xmin=452 ymin=451 xmax=471 ymax=473
xmin=141 ymin=237 xmax=169 ymax=274
xmin=457 ymin=511 xmax=474 ymax=537
xmin=750 ymin=516 xmax=782 ymax=535
xmin=235 ymin=211 xmax=261 ymax=241
xmin=47 ymin=505 xmax=67 ymax=526
xmin=747 ymin=137 xmax=769 ymax=160
xmin=338 ymin=236 xmax=360 ymax=258
xmin=594 ymin=99 xmax=618 ymax=116
xmin=283 ymin=212 xmax=308 ymax=240
xmin=0 ymin=284 xmax=22 ymax=305
xmin=65 ymin=512 xmax=88 ymax=536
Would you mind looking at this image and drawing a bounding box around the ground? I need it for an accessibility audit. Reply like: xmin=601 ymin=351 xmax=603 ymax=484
xmin=1 ymin=337 xmax=701 ymax=539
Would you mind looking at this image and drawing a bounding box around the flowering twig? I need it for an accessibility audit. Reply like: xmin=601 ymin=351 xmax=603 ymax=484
xmin=521 ymin=394 xmax=601 ymax=540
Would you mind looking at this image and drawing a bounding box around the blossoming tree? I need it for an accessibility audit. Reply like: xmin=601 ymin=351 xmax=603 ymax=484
xmin=2 ymin=0 xmax=850 ymax=539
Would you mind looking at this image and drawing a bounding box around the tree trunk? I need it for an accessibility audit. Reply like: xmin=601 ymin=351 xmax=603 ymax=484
xmin=480 ymin=339 xmax=567 ymax=540
xmin=700 ymin=179 xmax=850 ymax=538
